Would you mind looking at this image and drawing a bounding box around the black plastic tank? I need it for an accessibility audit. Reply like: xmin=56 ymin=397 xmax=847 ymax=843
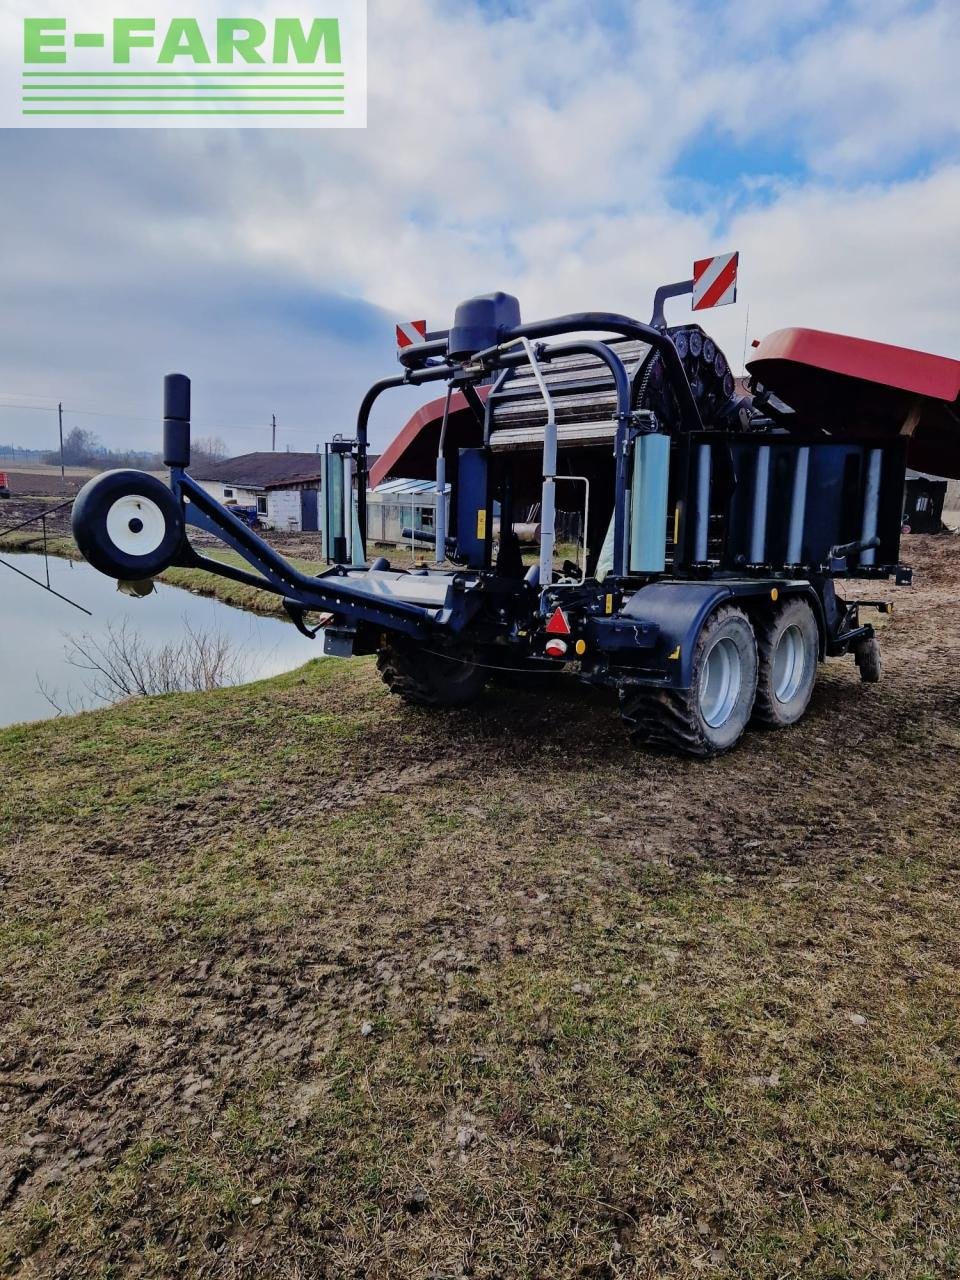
xmin=448 ymin=292 xmax=521 ymax=360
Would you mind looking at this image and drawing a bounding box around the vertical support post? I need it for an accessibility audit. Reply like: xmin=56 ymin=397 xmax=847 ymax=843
xmin=58 ymin=402 xmax=65 ymax=488
xmin=434 ymin=384 xmax=452 ymax=566
xmin=786 ymin=446 xmax=809 ymax=565
xmin=355 ymin=439 xmax=367 ymax=563
xmin=750 ymin=445 xmax=770 ymax=564
xmin=519 ymin=339 xmax=558 ymax=592
xmin=860 ymin=447 xmax=883 ymax=566
xmin=694 ymin=442 xmax=711 ymax=564
xmin=342 ymin=453 xmax=353 ymax=562
xmin=434 ymin=457 xmax=447 ymax=565
xmin=330 ymin=455 xmax=346 ymax=563
xmin=613 ymin=426 xmax=629 ymax=578
xmin=322 ymin=445 xmax=329 ymax=561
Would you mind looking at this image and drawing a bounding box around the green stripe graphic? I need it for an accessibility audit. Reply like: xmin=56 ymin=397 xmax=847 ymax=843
xmin=23 ymin=83 xmax=343 ymax=90
xmin=20 ymin=66 xmax=352 ymax=119
xmin=22 ymin=108 xmax=346 ymax=114
xmin=22 ymin=70 xmax=344 ymax=77
xmin=24 ymin=96 xmax=345 ymax=101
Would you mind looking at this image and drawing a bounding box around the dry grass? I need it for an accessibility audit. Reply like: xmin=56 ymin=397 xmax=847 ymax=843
xmin=1 ymin=537 xmax=959 ymax=1278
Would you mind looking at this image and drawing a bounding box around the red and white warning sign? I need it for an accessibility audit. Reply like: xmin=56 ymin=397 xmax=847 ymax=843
xmin=692 ymin=251 xmax=739 ymax=311
xmin=396 ymin=319 xmax=428 ymax=350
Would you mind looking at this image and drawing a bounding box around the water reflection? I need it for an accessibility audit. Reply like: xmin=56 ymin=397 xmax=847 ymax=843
xmin=0 ymin=554 xmax=315 ymax=728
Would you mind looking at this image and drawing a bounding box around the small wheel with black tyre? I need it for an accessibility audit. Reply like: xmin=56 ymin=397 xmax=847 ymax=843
xmin=854 ymin=636 xmax=882 ymax=683
xmin=72 ymin=469 xmax=185 ymax=580
xmin=619 ymin=604 xmax=758 ymax=757
xmin=753 ymin=598 xmax=819 ymax=728
xmin=377 ymin=638 xmax=487 ymax=708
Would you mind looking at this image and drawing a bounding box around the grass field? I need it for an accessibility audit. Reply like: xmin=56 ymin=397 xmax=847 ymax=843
xmin=1 ymin=537 xmax=959 ymax=1278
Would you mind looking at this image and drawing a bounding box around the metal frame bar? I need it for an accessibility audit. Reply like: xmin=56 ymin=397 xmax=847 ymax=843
xmin=171 ymin=471 xmax=441 ymax=636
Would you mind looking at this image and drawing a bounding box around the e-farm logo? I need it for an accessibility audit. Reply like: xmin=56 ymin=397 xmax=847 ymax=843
xmin=4 ymin=2 xmax=366 ymax=127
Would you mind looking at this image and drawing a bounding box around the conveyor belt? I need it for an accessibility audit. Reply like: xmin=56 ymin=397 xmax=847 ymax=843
xmin=488 ymin=340 xmax=651 ymax=450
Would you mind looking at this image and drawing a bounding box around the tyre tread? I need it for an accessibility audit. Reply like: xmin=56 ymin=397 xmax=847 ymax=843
xmin=753 ymin=598 xmax=819 ymax=727
xmin=376 ymin=642 xmax=486 ymax=708
xmin=619 ymin=604 xmax=755 ymax=758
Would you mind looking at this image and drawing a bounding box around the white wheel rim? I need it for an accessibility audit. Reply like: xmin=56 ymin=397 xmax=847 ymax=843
xmin=105 ymin=494 xmax=167 ymax=557
xmin=773 ymin=623 xmax=805 ymax=703
xmin=699 ymin=636 xmax=742 ymax=728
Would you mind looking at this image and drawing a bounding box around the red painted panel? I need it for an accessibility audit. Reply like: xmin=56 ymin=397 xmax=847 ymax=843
xmin=749 ymin=328 xmax=960 ymax=403
xmin=748 ymin=327 xmax=960 ymax=479
xmin=369 ymin=386 xmax=490 ymax=487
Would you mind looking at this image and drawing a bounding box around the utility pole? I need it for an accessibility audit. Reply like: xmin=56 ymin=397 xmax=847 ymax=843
xmin=58 ymin=402 xmax=65 ymax=487
xmin=271 ymin=413 xmax=277 ymax=452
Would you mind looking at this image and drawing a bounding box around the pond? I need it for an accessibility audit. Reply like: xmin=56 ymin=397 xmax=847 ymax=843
xmin=0 ymin=553 xmax=316 ymax=729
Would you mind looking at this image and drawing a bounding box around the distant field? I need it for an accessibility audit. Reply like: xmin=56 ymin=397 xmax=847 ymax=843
xmin=0 ymin=464 xmax=95 ymax=484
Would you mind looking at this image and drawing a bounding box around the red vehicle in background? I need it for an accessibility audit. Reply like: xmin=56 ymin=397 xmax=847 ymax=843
xmin=0 ymin=472 xmax=10 ymax=499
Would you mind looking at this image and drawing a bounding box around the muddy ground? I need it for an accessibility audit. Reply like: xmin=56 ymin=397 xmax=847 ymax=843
xmin=1 ymin=534 xmax=959 ymax=1279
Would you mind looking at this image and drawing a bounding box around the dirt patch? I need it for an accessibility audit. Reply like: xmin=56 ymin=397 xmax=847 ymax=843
xmin=0 ymin=535 xmax=959 ymax=1278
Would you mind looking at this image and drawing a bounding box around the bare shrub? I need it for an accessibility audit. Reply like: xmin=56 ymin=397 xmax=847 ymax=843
xmin=39 ymin=618 xmax=249 ymax=713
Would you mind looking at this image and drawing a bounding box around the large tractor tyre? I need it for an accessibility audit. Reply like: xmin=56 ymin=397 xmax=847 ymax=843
xmin=854 ymin=636 xmax=882 ymax=684
xmin=377 ymin=639 xmax=487 ymax=708
xmin=753 ymin=598 xmax=819 ymax=728
xmin=72 ymin=470 xmax=185 ymax=581
xmin=619 ymin=605 xmax=758 ymax=757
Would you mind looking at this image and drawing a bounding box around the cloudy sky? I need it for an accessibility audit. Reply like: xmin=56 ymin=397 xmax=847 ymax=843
xmin=1 ymin=0 xmax=958 ymax=456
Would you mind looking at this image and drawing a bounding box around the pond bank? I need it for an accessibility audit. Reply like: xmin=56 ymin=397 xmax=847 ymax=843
xmin=0 ymin=529 xmax=322 ymax=617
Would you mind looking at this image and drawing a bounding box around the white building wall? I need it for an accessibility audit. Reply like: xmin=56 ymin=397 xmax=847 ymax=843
xmin=198 ymin=480 xmax=262 ymax=508
xmin=266 ymin=488 xmax=302 ymax=532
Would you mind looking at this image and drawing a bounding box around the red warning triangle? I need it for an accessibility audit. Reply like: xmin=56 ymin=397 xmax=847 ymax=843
xmin=545 ymin=607 xmax=571 ymax=636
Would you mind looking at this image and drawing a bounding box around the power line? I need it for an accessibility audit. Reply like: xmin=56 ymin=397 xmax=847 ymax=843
xmin=0 ymin=398 xmax=324 ymax=436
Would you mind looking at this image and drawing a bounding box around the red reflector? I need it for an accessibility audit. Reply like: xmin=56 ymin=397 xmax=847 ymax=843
xmin=545 ymin=607 xmax=571 ymax=636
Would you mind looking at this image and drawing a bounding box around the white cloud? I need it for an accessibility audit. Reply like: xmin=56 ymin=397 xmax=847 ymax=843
xmin=0 ymin=0 xmax=957 ymax=456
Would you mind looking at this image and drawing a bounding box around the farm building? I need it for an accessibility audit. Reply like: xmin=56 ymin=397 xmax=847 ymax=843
xmin=903 ymin=470 xmax=960 ymax=533
xmin=194 ymin=453 xmax=323 ymax=533
xmin=366 ymin=477 xmax=451 ymax=548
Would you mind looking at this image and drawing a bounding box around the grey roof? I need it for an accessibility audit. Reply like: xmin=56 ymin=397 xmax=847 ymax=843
xmin=194 ymin=452 xmax=322 ymax=489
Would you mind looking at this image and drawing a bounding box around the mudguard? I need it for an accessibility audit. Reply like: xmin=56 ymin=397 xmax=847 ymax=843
xmin=620 ymin=581 xmax=735 ymax=686
xmin=620 ymin=579 xmax=823 ymax=688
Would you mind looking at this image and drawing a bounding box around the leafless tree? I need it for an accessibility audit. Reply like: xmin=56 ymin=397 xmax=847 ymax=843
xmin=192 ymin=435 xmax=229 ymax=467
xmin=38 ymin=618 xmax=248 ymax=714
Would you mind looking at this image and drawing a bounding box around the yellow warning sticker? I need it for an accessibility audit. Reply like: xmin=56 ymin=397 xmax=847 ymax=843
xmin=476 ymin=510 xmax=487 ymax=540
xmin=605 ymin=594 xmax=614 ymax=615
